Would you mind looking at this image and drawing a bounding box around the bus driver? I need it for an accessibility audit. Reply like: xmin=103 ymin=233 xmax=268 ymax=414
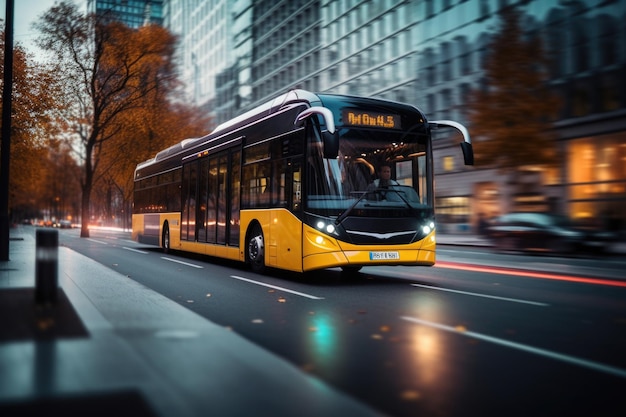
xmin=368 ymin=164 xmax=398 ymax=189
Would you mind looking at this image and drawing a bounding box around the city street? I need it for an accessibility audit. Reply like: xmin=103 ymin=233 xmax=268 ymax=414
xmin=53 ymin=227 xmax=626 ymax=417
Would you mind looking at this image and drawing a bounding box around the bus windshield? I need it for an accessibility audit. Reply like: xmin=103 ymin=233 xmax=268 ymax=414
xmin=305 ymin=128 xmax=430 ymax=217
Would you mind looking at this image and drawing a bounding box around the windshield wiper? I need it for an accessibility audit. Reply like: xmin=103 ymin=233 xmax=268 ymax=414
xmin=334 ymin=190 xmax=372 ymax=226
xmin=334 ymin=187 xmax=422 ymax=226
xmin=386 ymin=187 xmax=424 ymax=219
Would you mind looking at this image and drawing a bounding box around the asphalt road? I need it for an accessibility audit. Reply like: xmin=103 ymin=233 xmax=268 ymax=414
xmin=57 ymin=227 xmax=626 ymax=417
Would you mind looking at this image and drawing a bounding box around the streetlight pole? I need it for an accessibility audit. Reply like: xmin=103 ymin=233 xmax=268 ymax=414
xmin=1 ymin=0 xmax=15 ymax=261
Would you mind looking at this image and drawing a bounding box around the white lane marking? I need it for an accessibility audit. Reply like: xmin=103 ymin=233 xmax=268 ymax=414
xmin=161 ymin=257 xmax=204 ymax=269
xmin=400 ymin=316 xmax=626 ymax=379
xmin=230 ymin=275 xmax=324 ymax=300
xmin=411 ymin=283 xmax=549 ymax=307
xmin=123 ymin=247 xmax=149 ymax=254
xmin=87 ymin=238 xmax=109 ymax=245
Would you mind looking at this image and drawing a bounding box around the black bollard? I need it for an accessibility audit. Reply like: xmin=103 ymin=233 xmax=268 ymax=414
xmin=35 ymin=229 xmax=58 ymax=305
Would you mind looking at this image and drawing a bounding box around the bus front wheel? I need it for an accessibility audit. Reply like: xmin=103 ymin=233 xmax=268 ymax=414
xmin=247 ymin=224 xmax=265 ymax=274
xmin=162 ymin=223 xmax=170 ymax=253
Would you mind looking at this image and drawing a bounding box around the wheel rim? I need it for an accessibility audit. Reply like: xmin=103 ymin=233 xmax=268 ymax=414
xmin=248 ymin=234 xmax=264 ymax=264
xmin=248 ymin=227 xmax=264 ymax=271
xmin=163 ymin=226 xmax=170 ymax=250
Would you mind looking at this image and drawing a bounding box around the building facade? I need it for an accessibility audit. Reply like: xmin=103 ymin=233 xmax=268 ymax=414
xmin=165 ymin=0 xmax=626 ymax=235
xmin=163 ymin=0 xmax=234 ymax=114
xmin=87 ymin=0 xmax=164 ymax=27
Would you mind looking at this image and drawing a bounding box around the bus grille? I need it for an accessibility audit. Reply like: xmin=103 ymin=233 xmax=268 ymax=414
xmin=340 ymin=217 xmax=419 ymax=245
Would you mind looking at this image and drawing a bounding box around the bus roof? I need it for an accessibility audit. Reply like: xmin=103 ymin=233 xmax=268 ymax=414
xmin=135 ymin=90 xmax=427 ymax=179
xmin=212 ymin=89 xmax=322 ymax=134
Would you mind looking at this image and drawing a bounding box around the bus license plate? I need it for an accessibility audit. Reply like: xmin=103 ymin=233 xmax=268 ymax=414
xmin=369 ymin=251 xmax=399 ymax=260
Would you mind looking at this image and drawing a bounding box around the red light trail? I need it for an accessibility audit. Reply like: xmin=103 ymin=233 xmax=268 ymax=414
xmin=435 ymin=261 xmax=626 ymax=288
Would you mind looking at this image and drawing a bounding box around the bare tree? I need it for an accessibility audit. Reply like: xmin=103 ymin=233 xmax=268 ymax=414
xmin=34 ymin=1 xmax=180 ymax=237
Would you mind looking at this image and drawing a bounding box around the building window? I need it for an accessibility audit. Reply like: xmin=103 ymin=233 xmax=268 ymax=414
xmin=426 ymin=0 xmax=434 ymax=18
xmin=599 ymin=17 xmax=617 ymax=67
xmin=572 ymin=26 xmax=589 ymax=73
xmin=436 ymin=196 xmax=471 ymax=226
xmin=479 ymin=0 xmax=489 ymax=18
xmin=567 ymin=132 xmax=626 ymax=226
xmin=441 ymin=89 xmax=452 ymax=112
xmin=572 ymin=86 xmax=591 ymax=117
xmin=443 ymin=156 xmax=454 ymax=172
xmin=440 ymin=42 xmax=452 ymax=81
xmin=601 ymin=74 xmax=621 ymax=112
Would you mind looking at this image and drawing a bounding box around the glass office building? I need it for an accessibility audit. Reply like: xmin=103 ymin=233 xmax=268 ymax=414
xmin=166 ymin=0 xmax=626 ymax=234
xmin=87 ymin=0 xmax=163 ymax=28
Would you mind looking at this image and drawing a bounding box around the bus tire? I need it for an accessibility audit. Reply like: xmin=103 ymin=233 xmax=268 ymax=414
xmin=247 ymin=223 xmax=265 ymax=274
xmin=162 ymin=222 xmax=170 ymax=253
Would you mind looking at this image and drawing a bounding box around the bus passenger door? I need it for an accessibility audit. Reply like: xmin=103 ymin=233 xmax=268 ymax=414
xmin=181 ymin=161 xmax=198 ymax=241
xmin=217 ymin=153 xmax=228 ymax=244
xmin=197 ymin=158 xmax=209 ymax=242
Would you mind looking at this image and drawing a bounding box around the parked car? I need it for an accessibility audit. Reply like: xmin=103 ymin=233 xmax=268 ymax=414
xmin=58 ymin=220 xmax=73 ymax=229
xmin=486 ymin=212 xmax=614 ymax=254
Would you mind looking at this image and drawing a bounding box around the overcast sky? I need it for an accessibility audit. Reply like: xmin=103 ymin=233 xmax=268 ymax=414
xmin=2 ymin=0 xmax=85 ymax=58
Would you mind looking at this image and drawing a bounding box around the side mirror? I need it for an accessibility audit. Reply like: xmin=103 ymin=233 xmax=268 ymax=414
xmin=323 ymin=131 xmax=339 ymax=159
xmin=295 ymin=107 xmax=338 ymax=159
xmin=460 ymin=141 xmax=474 ymax=166
xmin=430 ymin=120 xmax=474 ymax=165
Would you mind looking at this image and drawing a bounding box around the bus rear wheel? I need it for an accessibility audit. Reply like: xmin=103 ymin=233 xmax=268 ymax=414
xmin=162 ymin=223 xmax=170 ymax=253
xmin=247 ymin=224 xmax=265 ymax=273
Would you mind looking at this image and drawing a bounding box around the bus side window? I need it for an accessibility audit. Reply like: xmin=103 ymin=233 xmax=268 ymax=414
xmin=242 ymin=162 xmax=270 ymax=208
xmin=291 ymin=162 xmax=302 ymax=211
xmin=271 ymin=159 xmax=287 ymax=207
xmin=229 ymin=150 xmax=241 ymax=246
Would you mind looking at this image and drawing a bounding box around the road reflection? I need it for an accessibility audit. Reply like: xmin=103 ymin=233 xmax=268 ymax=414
xmin=407 ymin=326 xmax=444 ymax=387
xmin=303 ymin=310 xmax=341 ymax=376
xmin=401 ymin=293 xmax=461 ymax=401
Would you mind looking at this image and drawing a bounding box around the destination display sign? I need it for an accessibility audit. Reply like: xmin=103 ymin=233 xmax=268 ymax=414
xmin=342 ymin=109 xmax=401 ymax=129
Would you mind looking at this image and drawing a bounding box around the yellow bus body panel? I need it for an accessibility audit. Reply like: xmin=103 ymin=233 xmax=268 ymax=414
xmin=177 ymin=241 xmax=240 ymax=261
xmin=240 ymin=209 xmax=303 ymax=272
xmin=135 ymin=211 xmax=437 ymax=273
xmin=131 ymin=214 xmax=142 ymax=241
xmin=302 ymin=224 xmax=436 ymax=272
xmin=132 ymin=213 xmax=181 ymax=249
xmin=166 ymin=214 xmax=182 ymax=249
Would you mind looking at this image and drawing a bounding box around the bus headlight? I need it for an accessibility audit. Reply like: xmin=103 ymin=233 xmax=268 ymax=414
xmin=421 ymin=221 xmax=435 ymax=235
xmin=316 ymin=221 xmax=336 ymax=235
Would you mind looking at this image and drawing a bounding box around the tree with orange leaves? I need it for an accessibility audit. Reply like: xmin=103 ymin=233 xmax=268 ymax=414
xmin=97 ymin=96 xmax=211 ymax=229
xmin=1 ymin=29 xmax=61 ymax=222
xmin=34 ymin=2 xmax=207 ymax=237
xmin=466 ymin=6 xmax=560 ymax=172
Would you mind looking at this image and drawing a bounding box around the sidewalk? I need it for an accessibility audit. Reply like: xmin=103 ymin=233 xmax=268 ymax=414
xmin=0 ymin=230 xmax=381 ymax=417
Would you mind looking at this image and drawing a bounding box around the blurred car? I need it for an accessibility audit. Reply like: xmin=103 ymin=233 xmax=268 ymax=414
xmin=486 ymin=212 xmax=613 ymax=254
xmin=58 ymin=220 xmax=73 ymax=229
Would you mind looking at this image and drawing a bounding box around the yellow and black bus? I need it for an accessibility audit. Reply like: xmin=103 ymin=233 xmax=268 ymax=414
xmin=132 ymin=90 xmax=473 ymax=273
